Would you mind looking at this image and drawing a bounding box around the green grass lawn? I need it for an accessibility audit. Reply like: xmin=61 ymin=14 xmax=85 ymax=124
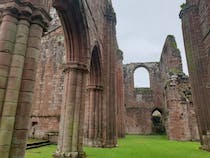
xmin=26 ymin=135 xmax=210 ymax=158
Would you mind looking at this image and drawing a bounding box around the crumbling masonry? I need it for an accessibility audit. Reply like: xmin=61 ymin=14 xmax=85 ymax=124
xmin=0 ymin=0 xmax=209 ymax=158
xmin=124 ymin=35 xmax=199 ymax=141
xmin=180 ymin=0 xmax=210 ymax=151
xmin=0 ymin=0 xmax=125 ymax=158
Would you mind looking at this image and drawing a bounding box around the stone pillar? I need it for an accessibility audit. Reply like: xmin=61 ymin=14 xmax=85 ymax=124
xmin=180 ymin=1 xmax=210 ymax=150
xmin=54 ymin=62 xmax=88 ymax=158
xmin=115 ymin=50 xmax=126 ymax=138
xmin=0 ymin=1 xmax=50 ymax=158
xmin=165 ymin=75 xmax=191 ymax=141
xmin=84 ymin=85 xmax=103 ymax=147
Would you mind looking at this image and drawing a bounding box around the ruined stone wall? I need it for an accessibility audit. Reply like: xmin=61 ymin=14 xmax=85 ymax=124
xmin=115 ymin=49 xmax=126 ymax=138
xmin=124 ymin=35 xmax=199 ymax=141
xmin=30 ymin=1 xmax=122 ymax=148
xmin=160 ymin=36 xmax=199 ymax=141
xmin=124 ymin=62 xmax=162 ymax=135
xmin=29 ymin=9 xmax=64 ymax=140
xmin=181 ymin=0 xmax=210 ymax=149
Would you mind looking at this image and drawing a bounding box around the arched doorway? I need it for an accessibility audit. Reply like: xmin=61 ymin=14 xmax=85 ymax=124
xmin=84 ymin=45 xmax=104 ymax=147
xmin=151 ymin=109 xmax=165 ymax=135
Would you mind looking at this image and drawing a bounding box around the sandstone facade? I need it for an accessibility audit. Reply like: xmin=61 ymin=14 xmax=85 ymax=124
xmin=180 ymin=0 xmax=210 ymax=150
xmin=0 ymin=0 xmax=124 ymax=158
xmin=124 ymin=35 xmax=199 ymax=141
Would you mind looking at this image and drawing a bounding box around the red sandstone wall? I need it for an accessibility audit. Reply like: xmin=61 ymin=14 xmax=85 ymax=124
xmin=181 ymin=0 xmax=210 ymax=149
xmin=30 ymin=1 xmax=121 ymax=147
xmin=30 ymin=20 xmax=65 ymax=139
xmin=124 ymin=35 xmax=199 ymax=141
xmin=115 ymin=50 xmax=126 ymax=138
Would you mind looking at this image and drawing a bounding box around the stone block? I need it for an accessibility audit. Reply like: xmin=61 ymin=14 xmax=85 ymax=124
xmin=20 ymin=80 xmax=35 ymax=92
xmin=11 ymin=54 xmax=25 ymax=68
xmin=16 ymin=102 xmax=31 ymax=116
xmin=0 ymin=65 xmax=9 ymax=77
xmin=28 ymin=37 xmax=41 ymax=49
xmin=13 ymin=43 xmax=27 ymax=56
xmin=3 ymin=15 xmax=18 ymax=24
xmin=0 ymin=52 xmax=11 ymax=66
xmin=24 ymin=57 xmax=37 ymax=70
xmin=9 ymin=67 xmax=23 ymax=78
xmin=0 ymin=130 xmax=13 ymax=145
xmin=7 ymin=77 xmax=21 ymax=90
xmin=0 ymin=145 xmax=10 ymax=158
xmin=0 ymin=20 xmax=17 ymax=33
xmin=0 ymin=76 xmax=7 ymax=89
xmin=30 ymin=27 xmax=43 ymax=38
xmin=22 ymin=70 xmax=36 ymax=81
xmin=0 ymin=116 xmax=15 ymax=130
xmin=2 ymin=102 xmax=17 ymax=116
xmin=25 ymin=48 xmax=40 ymax=60
xmin=0 ymin=25 xmax=17 ymax=42
xmin=4 ymin=89 xmax=20 ymax=103
xmin=0 ymin=89 xmax=5 ymax=101
xmin=18 ymin=92 xmax=33 ymax=103
xmin=13 ymin=116 xmax=30 ymax=130
xmin=16 ymin=24 xmax=29 ymax=45
xmin=0 ymin=40 xmax=14 ymax=54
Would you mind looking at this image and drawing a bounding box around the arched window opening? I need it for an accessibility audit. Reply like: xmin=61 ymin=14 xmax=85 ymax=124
xmin=151 ymin=109 xmax=165 ymax=135
xmin=134 ymin=67 xmax=150 ymax=88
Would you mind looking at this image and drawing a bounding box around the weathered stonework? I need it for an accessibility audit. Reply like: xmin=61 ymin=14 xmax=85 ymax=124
xmin=0 ymin=0 xmax=123 ymax=158
xmin=30 ymin=3 xmax=125 ymax=148
xmin=180 ymin=0 xmax=210 ymax=150
xmin=0 ymin=1 xmax=51 ymax=158
xmin=124 ymin=35 xmax=199 ymax=141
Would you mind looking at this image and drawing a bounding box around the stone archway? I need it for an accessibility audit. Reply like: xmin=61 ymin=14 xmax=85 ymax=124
xmin=151 ymin=108 xmax=165 ymax=135
xmin=84 ymin=44 xmax=104 ymax=147
xmin=52 ymin=1 xmax=90 ymax=157
xmin=0 ymin=1 xmax=120 ymax=158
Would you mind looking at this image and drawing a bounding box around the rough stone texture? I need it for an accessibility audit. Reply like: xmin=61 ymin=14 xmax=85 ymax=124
xmin=180 ymin=0 xmax=210 ymax=150
xmin=0 ymin=0 xmax=122 ymax=158
xmin=115 ymin=49 xmax=126 ymax=138
xmin=124 ymin=35 xmax=199 ymax=141
xmin=0 ymin=1 xmax=50 ymax=158
xmin=29 ymin=8 xmax=64 ymax=141
xmin=30 ymin=4 xmax=125 ymax=147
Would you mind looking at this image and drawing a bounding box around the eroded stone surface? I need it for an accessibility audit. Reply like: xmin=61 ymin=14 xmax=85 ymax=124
xmin=124 ymin=35 xmax=199 ymax=141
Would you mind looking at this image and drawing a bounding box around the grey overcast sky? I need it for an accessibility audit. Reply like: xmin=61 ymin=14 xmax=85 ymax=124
xmin=112 ymin=0 xmax=187 ymax=87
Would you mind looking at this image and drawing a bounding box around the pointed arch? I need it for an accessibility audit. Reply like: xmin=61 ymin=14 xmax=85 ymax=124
xmin=53 ymin=0 xmax=90 ymax=63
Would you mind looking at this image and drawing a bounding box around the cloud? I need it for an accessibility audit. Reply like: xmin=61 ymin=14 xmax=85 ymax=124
xmin=112 ymin=0 xmax=188 ymax=75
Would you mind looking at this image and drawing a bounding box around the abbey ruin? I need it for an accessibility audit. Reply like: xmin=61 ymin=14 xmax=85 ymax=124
xmin=0 ymin=0 xmax=209 ymax=158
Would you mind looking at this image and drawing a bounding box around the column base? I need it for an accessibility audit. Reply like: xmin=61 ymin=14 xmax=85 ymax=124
xmin=83 ymin=138 xmax=103 ymax=147
xmin=53 ymin=151 xmax=86 ymax=158
xmin=201 ymin=132 xmax=210 ymax=151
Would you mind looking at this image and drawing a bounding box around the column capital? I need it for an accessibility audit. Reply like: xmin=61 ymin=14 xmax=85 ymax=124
xmin=0 ymin=1 xmax=51 ymax=30
xmin=63 ymin=62 xmax=89 ymax=73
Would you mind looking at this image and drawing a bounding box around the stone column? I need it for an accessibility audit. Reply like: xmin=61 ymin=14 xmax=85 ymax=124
xmin=84 ymin=85 xmax=103 ymax=147
xmin=0 ymin=1 xmax=50 ymax=158
xmin=54 ymin=62 xmax=88 ymax=158
xmin=180 ymin=2 xmax=210 ymax=149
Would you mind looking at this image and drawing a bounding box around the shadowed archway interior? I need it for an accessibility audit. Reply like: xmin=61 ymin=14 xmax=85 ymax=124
xmin=84 ymin=45 xmax=105 ymax=147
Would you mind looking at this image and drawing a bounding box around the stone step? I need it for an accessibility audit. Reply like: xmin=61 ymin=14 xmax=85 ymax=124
xmin=27 ymin=140 xmax=51 ymax=149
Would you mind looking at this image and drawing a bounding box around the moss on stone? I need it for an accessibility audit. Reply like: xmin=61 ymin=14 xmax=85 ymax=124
xmin=169 ymin=68 xmax=183 ymax=75
xmin=135 ymin=88 xmax=152 ymax=95
xmin=117 ymin=49 xmax=124 ymax=59
xmin=180 ymin=3 xmax=187 ymax=9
